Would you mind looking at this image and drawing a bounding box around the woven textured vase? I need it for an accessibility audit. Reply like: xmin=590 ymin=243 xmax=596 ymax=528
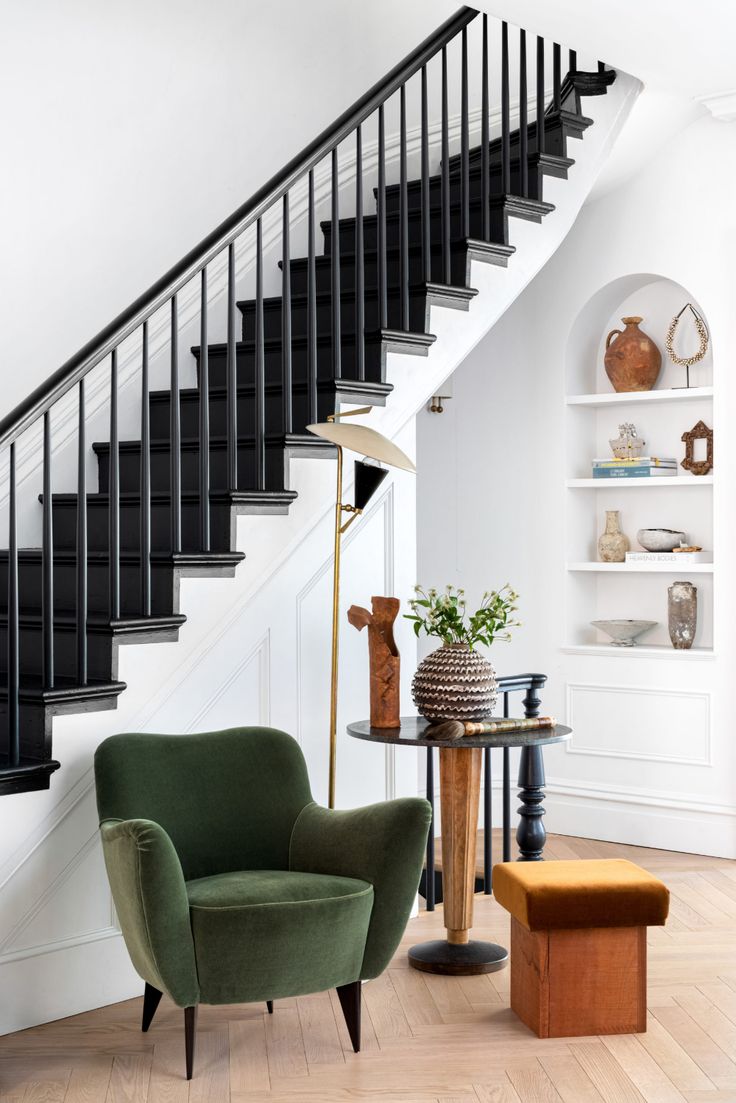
xmin=411 ymin=643 xmax=498 ymax=723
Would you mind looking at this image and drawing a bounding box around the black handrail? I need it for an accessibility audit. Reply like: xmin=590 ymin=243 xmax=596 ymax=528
xmin=0 ymin=5 xmax=478 ymax=449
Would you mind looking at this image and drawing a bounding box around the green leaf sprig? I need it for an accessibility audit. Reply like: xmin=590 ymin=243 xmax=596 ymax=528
xmin=404 ymin=584 xmax=520 ymax=650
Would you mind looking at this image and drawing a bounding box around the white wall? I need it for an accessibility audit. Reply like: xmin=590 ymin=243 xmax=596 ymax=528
xmin=418 ymin=111 xmax=736 ymax=857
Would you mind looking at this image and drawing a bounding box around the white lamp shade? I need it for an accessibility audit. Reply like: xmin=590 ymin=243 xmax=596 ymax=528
xmin=306 ymin=422 xmax=416 ymax=472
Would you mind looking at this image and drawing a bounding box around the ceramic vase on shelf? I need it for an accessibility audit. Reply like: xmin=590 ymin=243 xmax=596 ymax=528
xmin=598 ymin=510 xmax=629 ymax=563
xmin=604 ymin=316 xmax=662 ymax=393
xmin=668 ymin=581 xmax=697 ymax=650
xmin=411 ymin=643 xmax=498 ymax=723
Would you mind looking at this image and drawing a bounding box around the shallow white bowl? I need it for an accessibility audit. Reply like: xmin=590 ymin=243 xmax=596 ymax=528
xmin=591 ymin=619 xmax=658 ymax=646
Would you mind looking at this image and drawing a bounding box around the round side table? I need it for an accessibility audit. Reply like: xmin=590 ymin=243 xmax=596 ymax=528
xmin=347 ymin=717 xmax=572 ymax=976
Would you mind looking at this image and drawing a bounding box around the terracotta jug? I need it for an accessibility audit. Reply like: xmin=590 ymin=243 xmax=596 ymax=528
xmin=604 ymin=316 xmax=662 ymax=393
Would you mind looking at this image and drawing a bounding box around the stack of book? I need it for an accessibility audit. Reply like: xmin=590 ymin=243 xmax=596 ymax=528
xmin=592 ymin=456 xmax=677 ymax=479
xmin=626 ymin=550 xmax=713 ymax=564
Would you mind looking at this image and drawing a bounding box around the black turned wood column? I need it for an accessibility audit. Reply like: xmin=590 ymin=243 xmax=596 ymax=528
xmin=516 ymin=747 xmax=546 ymax=861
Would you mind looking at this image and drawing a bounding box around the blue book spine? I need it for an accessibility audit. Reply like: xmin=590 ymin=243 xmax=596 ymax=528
xmin=592 ymin=466 xmax=672 ymax=479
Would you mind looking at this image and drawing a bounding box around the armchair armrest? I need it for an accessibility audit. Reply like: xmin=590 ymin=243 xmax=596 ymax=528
xmin=289 ymin=798 xmax=431 ymax=979
xmin=100 ymin=818 xmax=199 ymax=1007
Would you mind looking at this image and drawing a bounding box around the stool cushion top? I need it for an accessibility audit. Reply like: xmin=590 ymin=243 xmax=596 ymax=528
xmin=492 ymin=859 xmax=669 ymax=931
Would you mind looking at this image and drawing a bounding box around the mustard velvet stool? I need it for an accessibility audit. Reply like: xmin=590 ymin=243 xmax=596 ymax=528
xmin=493 ymin=859 xmax=669 ymax=1038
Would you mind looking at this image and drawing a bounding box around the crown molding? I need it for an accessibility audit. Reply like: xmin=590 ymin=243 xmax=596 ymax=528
xmin=696 ymin=88 xmax=736 ymax=121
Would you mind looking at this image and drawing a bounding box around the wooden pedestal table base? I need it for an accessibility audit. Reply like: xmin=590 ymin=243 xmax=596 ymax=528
xmin=346 ymin=717 xmax=572 ymax=977
xmin=409 ymin=746 xmax=507 ymax=975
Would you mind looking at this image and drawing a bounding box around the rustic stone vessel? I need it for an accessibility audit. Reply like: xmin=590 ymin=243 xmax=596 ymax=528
xmin=668 ymin=581 xmax=697 ymax=650
xmin=411 ymin=643 xmax=497 ymax=722
xmin=604 ymin=316 xmax=662 ymax=393
xmin=598 ymin=510 xmax=629 ymax=563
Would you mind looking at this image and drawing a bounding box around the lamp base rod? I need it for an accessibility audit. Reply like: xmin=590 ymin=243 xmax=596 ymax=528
xmin=328 ymin=445 xmax=343 ymax=809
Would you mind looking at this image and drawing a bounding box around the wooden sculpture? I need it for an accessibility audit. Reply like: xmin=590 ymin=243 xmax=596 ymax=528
xmin=348 ymin=597 xmax=401 ymax=728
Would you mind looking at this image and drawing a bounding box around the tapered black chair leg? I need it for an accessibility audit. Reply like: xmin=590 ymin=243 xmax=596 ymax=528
xmin=336 ymin=980 xmax=362 ymax=1052
xmin=266 ymin=1000 xmax=273 ymax=1014
xmin=184 ymin=1005 xmax=198 ymax=1080
xmin=141 ymin=983 xmax=163 ymax=1032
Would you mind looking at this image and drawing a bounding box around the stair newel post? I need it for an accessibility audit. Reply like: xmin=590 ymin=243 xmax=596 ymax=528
xmin=519 ymin=30 xmax=529 ymax=198
xmin=42 ymin=410 xmax=54 ymax=689
xmin=377 ymin=105 xmax=388 ymax=331
xmin=420 ymin=65 xmax=431 ymax=283
xmin=307 ymin=170 xmax=318 ymax=423
xmin=76 ymin=380 xmax=87 ymax=686
xmin=281 ymin=193 xmax=293 ymax=430
xmin=140 ymin=322 xmax=151 ymax=616
xmin=460 ymin=27 xmax=469 ymax=240
xmin=330 ymin=148 xmax=341 ymax=380
xmin=355 ymin=126 xmax=365 ymax=381
xmin=255 ymin=218 xmax=266 ymax=491
xmin=481 ymin=15 xmax=490 ymax=242
xmin=7 ymin=442 xmax=19 ymax=767
xmin=501 ymin=22 xmax=510 ymax=195
xmin=536 ymin=36 xmax=545 ymax=156
xmin=399 ymin=84 xmax=409 ymax=331
xmin=440 ymin=46 xmax=450 ymax=284
xmin=109 ymin=350 xmax=120 ymax=620
xmin=199 ymin=270 xmax=210 ymax=552
xmin=170 ymin=296 xmax=181 ymax=553
xmin=226 ymin=242 xmax=237 ymax=492
xmin=553 ymin=43 xmax=561 ymax=111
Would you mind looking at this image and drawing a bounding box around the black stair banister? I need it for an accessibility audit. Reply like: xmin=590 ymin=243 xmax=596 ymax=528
xmin=0 ymin=3 xmax=617 ymax=792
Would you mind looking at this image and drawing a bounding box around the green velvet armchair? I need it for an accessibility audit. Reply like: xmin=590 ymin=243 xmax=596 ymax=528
xmin=94 ymin=726 xmax=431 ymax=1079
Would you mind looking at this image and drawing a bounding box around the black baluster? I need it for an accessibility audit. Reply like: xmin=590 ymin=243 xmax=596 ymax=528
xmin=598 ymin=60 xmax=606 ymax=73
xmin=421 ymin=65 xmax=431 ymax=282
xmin=553 ymin=42 xmax=561 ymax=110
xmin=425 ymin=747 xmax=435 ymax=910
xmin=170 ymin=295 xmax=181 ymax=553
xmin=7 ymin=443 xmax=19 ymax=766
xmin=109 ymin=350 xmax=120 ymax=620
xmin=481 ymin=15 xmax=490 ymax=242
xmin=307 ymin=170 xmax=318 ymax=423
xmin=355 ymin=126 xmax=365 ymax=380
xmin=517 ymin=677 xmax=548 ymax=861
xmin=569 ymin=49 xmax=577 ymax=72
xmin=441 ymin=46 xmax=450 ymax=284
xmin=42 ymin=411 xmax=54 ymax=688
xmin=76 ymin=380 xmax=87 ymax=685
xmin=377 ymin=105 xmax=388 ymax=330
xmin=519 ymin=29 xmax=528 ymax=198
xmin=331 ymin=148 xmax=341 ymax=378
xmin=282 ymin=193 xmax=293 ymax=431
xmin=255 ymin=217 xmax=265 ymax=490
xmin=199 ymin=270 xmax=210 ymax=552
xmin=536 ymin=36 xmax=545 ymax=156
xmin=226 ymin=242 xmax=237 ymax=491
xmin=140 ymin=322 xmax=151 ymax=615
xmin=483 ymin=745 xmax=492 ymax=893
xmin=501 ymin=22 xmax=510 ymax=195
xmin=399 ymin=85 xmax=409 ymax=331
xmin=460 ymin=27 xmax=469 ymax=239
xmin=502 ymin=691 xmax=510 ymax=861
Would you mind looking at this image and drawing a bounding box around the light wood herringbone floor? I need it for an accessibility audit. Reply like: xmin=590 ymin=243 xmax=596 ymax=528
xmin=2 ymin=831 xmax=736 ymax=1102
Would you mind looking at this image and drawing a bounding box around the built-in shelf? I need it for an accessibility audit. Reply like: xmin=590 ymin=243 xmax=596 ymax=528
xmin=566 ymin=475 xmax=713 ymax=489
xmin=566 ymin=386 xmax=714 ymax=408
xmin=561 ymin=643 xmax=716 ymax=660
xmin=567 ymin=561 xmax=714 ymax=574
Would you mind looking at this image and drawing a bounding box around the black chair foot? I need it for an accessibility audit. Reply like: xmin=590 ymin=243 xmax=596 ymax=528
xmin=184 ymin=1005 xmax=198 ymax=1080
xmin=336 ymin=980 xmax=362 ymax=1053
xmin=266 ymin=1000 xmax=273 ymax=1014
xmin=142 ymin=983 xmax=163 ymax=1033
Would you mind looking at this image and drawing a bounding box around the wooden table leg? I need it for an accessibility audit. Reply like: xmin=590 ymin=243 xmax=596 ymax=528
xmin=409 ymin=746 xmax=508 ymax=976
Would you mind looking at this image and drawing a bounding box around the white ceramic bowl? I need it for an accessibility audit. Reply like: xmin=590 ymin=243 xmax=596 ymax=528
xmin=591 ymin=619 xmax=658 ymax=646
xmin=637 ymin=528 xmax=687 ymax=552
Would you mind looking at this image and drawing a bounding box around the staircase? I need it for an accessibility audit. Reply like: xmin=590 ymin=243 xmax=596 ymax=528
xmin=0 ymin=7 xmax=626 ymax=796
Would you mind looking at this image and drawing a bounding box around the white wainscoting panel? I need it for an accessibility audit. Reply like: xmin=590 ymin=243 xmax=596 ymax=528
xmin=566 ymin=681 xmax=711 ymax=766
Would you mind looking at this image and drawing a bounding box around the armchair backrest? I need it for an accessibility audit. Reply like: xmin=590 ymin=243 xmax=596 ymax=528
xmin=95 ymin=727 xmax=313 ymax=881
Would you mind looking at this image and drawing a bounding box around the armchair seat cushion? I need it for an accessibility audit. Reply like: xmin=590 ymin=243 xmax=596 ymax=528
xmin=186 ymin=869 xmax=374 ymax=1004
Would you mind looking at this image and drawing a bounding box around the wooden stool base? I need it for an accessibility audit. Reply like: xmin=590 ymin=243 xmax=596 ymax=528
xmin=510 ymin=917 xmax=647 ymax=1038
xmin=409 ymin=938 xmax=508 ymax=976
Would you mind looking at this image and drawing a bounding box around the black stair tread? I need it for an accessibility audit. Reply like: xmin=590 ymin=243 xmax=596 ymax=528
xmin=149 ymin=377 xmax=391 ymax=402
xmin=42 ymin=489 xmax=298 ymax=506
xmin=379 ymin=152 xmax=576 ymax=201
xmin=236 ymin=282 xmax=478 ymax=314
xmin=0 ymin=549 xmax=245 ymax=569
xmin=282 ymin=237 xmax=516 ymax=273
xmin=319 ymin=193 xmax=555 ymax=236
xmin=0 ymin=759 xmax=60 ymax=786
xmin=191 ymin=328 xmax=437 ymax=358
xmin=0 ymin=678 xmax=127 ymax=704
xmin=92 ymin=432 xmax=336 ymax=455
xmin=0 ymin=611 xmax=187 ymax=632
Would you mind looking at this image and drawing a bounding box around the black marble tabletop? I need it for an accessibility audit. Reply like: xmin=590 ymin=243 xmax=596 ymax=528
xmin=347 ymin=716 xmax=572 ymax=750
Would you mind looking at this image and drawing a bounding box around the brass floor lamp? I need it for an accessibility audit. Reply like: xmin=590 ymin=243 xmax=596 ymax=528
xmin=308 ymin=409 xmax=415 ymax=808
